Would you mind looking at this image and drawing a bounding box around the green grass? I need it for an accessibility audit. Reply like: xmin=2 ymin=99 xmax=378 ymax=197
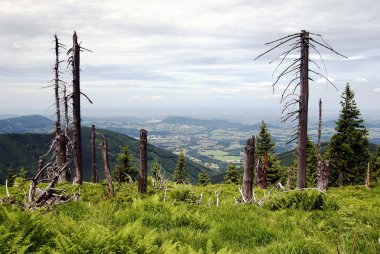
xmin=0 ymin=182 xmax=379 ymax=253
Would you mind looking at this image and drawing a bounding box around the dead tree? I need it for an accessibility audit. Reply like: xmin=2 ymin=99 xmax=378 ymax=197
xmin=316 ymin=98 xmax=330 ymax=191
xmin=138 ymin=129 xmax=148 ymax=194
xmin=317 ymin=160 xmax=329 ymax=191
xmin=365 ymin=162 xmax=370 ymax=189
xmin=286 ymin=164 xmax=294 ymax=189
xmin=242 ymin=136 xmax=255 ymax=202
xmin=67 ymin=31 xmax=92 ymax=184
xmin=256 ymin=30 xmax=347 ymax=189
xmin=91 ymin=125 xmax=98 ymax=183
xmin=100 ymin=134 xmax=115 ymax=198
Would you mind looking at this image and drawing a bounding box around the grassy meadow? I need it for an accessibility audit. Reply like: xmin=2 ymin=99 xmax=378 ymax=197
xmin=0 ymin=180 xmax=379 ymax=253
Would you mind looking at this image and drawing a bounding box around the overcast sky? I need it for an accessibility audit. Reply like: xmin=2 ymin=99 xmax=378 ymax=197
xmin=0 ymin=0 xmax=379 ymax=119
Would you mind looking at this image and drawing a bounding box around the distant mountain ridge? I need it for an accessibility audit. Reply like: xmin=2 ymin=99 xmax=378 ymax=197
xmin=0 ymin=127 xmax=214 ymax=184
xmin=0 ymin=115 xmax=53 ymax=133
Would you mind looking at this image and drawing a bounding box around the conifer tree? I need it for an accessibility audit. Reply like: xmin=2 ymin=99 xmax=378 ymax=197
xmin=151 ymin=161 xmax=161 ymax=181
xmin=256 ymin=121 xmax=282 ymax=185
xmin=325 ymin=84 xmax=369 ymax=186
xmin=306 ymin=138 xmax=319 ymax=187
xmin=173 ymin=150 xmax=188 ymax=184
xmin=224 ymin=164 xmax=240 ymax=184
xmin=113 ymin=145 xmax=138 ymax=182
xmin=371 ymin=146 xmax=380 ymax=183
xmin=198 ymin=171 xmax=210 ymax=186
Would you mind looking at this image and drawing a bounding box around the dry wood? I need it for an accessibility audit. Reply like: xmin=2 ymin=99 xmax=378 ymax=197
xmin=91 ymin=125 xmax=98 ymax=183
xmin=70 ymin=31 xmax=83 ymax=184
xmin=286 ymin=164 xmax=294 ymax=189
xmin=317 ymin=160 xmax=329 ymax=192
xmin=138 ymin=129 xmax=148 ymax=194
xmin=100 ymin=134 xmax=115 ymax=198
xmin=242 ymin=136 xmax=255 ymax=201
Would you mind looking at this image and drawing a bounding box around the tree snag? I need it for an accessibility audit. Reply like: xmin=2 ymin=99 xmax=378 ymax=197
xmin=317 ymin=160 xmax=329 ymax=192
xmin=91 ymin=125 xmax=98 ymax=183
xmin=242 ymin=136 xmax=255 ymax=202
xmin=100 ymin=134 xmax=115 ymax=198
xmin=69 ymin=31 xmax=82 ymax=184
xmin=138 ymin=129 xmax=148 ymax=194
xmin=255 ymin=30 xmax=347 ymax=189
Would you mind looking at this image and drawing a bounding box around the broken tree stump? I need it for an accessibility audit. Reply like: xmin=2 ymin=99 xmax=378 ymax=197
xmin=138 ymin=129 xmax=148 ymax=194
xmin=100 ymin=134 xmax=115 ymax=198
xmin=242 ymin=136 xmax=255 ymax=202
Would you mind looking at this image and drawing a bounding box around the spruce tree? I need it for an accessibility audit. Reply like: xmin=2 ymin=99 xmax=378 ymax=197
xmin=173 ymin=150 xmax=188 ymax=184
xmin=325 ymin=84 xmax=369 ymax=185
xmin=306 ymin=138 xmax=319 ymax=187
xmin=256 ymin=121 xmax=282 ymax=185
xmin=113 ymin=145 xmax=138 ymax=182
xmin=198 ymin=171 xmax=210 ymax=186
xmin=371 ymin=146 xmax=380 ymax=183
xmin=224 ymin=164 xmax=240 ymax=184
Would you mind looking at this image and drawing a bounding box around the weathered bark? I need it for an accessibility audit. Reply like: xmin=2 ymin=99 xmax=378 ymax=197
xmin=138 ymin=129 xmax=148 ymax=194
xmin=52 ymin=35 xmax=68 ymax=182
xmin=338 ymin=171 xmax=343 ymax=187
xmin=242 ymin=136 xmax=255 ymax=201
xmin=100 ymin=134 xmax=115 ymax=198
xmin=71 ymin=31 xmax=82 ymax=184
xmin=317 ymin=98 xmax=322 ymax=157
xmin=28 ymin=162 xmax=53 ymax=203
xmin=91 ymin=125 xmax=98 ymax=183
xmin=317 ymin=160 xmax=329 ymax=192
xmin=297 ymin=30 xmax=309 ymax=189
xmin=286 ymin=164 xmax=294 ymax=189
xmin=37 ymin=158 xmax=44 ymax=182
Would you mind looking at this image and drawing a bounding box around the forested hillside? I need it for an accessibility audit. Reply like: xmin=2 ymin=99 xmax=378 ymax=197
xmin=0 ymin=127 xmax=213 ymax=183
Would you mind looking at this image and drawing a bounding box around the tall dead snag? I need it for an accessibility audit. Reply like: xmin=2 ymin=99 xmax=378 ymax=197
xmin=50 ymin=35 xmax=68 ymax=182
xmin=91 ymin=125 xmax=98 ymax=183
xmin=70 ymin=31 xmax=82 ymax=184
xmin=100 ymin=134 xmax=115 ymax=198
xmin=242 ymin=136 xmax=255 ymax=202
xmin=316 ymin=98 xmax=330 ymax=191
xmin=255 ymin=30 xmax=347 ymax=189
xmin=138 ymin=129 xmax=148 ymax=194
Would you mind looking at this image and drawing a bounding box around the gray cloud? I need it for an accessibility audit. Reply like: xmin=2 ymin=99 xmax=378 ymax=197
xmin=0 ymin=0 xmax=379 ymax=116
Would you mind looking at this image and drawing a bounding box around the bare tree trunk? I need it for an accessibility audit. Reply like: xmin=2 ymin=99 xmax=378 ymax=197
xmin=100 ymin=134 xmax=114 ymax=198
xmin=91 ymin=125 xmax=98 ymax=183
xmin=297 ymin=30 xmax=309 ymax=189
xmin=317 ymin=160 xmax=329 ymax=191
xmin=138 ymin=129 xmax=148 ymax=194
xmin=365 ymin=162 xmax=370 ymax=189
xmin=287 ymin=164 xmax=294 ymax=189
xmin=37 ymin=158 xmax=44 ymax=182
xmin=71 ymin=31 xmax=82 ymax=185
xmin=52 ymin=35 xmax=68 ymax=182
xmin=242 ymin=136 xmax=255 ymax=201
xmin=317 ymin=98 xmax=322 ymax=157
xmin=339 ymin=171 xmax=343 ymax=187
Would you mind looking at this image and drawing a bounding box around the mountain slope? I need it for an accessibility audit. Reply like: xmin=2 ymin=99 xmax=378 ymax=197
xmin=0 ymin=127 xmax=213 ymax=183
xmin=0 ymin=115 xmax=53 ymax=133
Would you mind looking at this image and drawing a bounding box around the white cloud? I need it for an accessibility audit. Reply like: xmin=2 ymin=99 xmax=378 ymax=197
xmin=373 ymin=88 xmax=380 ymax=93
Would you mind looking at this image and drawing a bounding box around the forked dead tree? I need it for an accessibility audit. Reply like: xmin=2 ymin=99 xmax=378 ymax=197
xmin=242 ymin=136 xmax=255 ymax=201
xmin=100 ymin=134 xmax=115 ymax=198
xmin=316 ymin=98 xmax=330 ymax=191
xmin=256 ymin=30 xmax=346 ymax=189
xmin=138 ymin=129 xmax=148 ymax=194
